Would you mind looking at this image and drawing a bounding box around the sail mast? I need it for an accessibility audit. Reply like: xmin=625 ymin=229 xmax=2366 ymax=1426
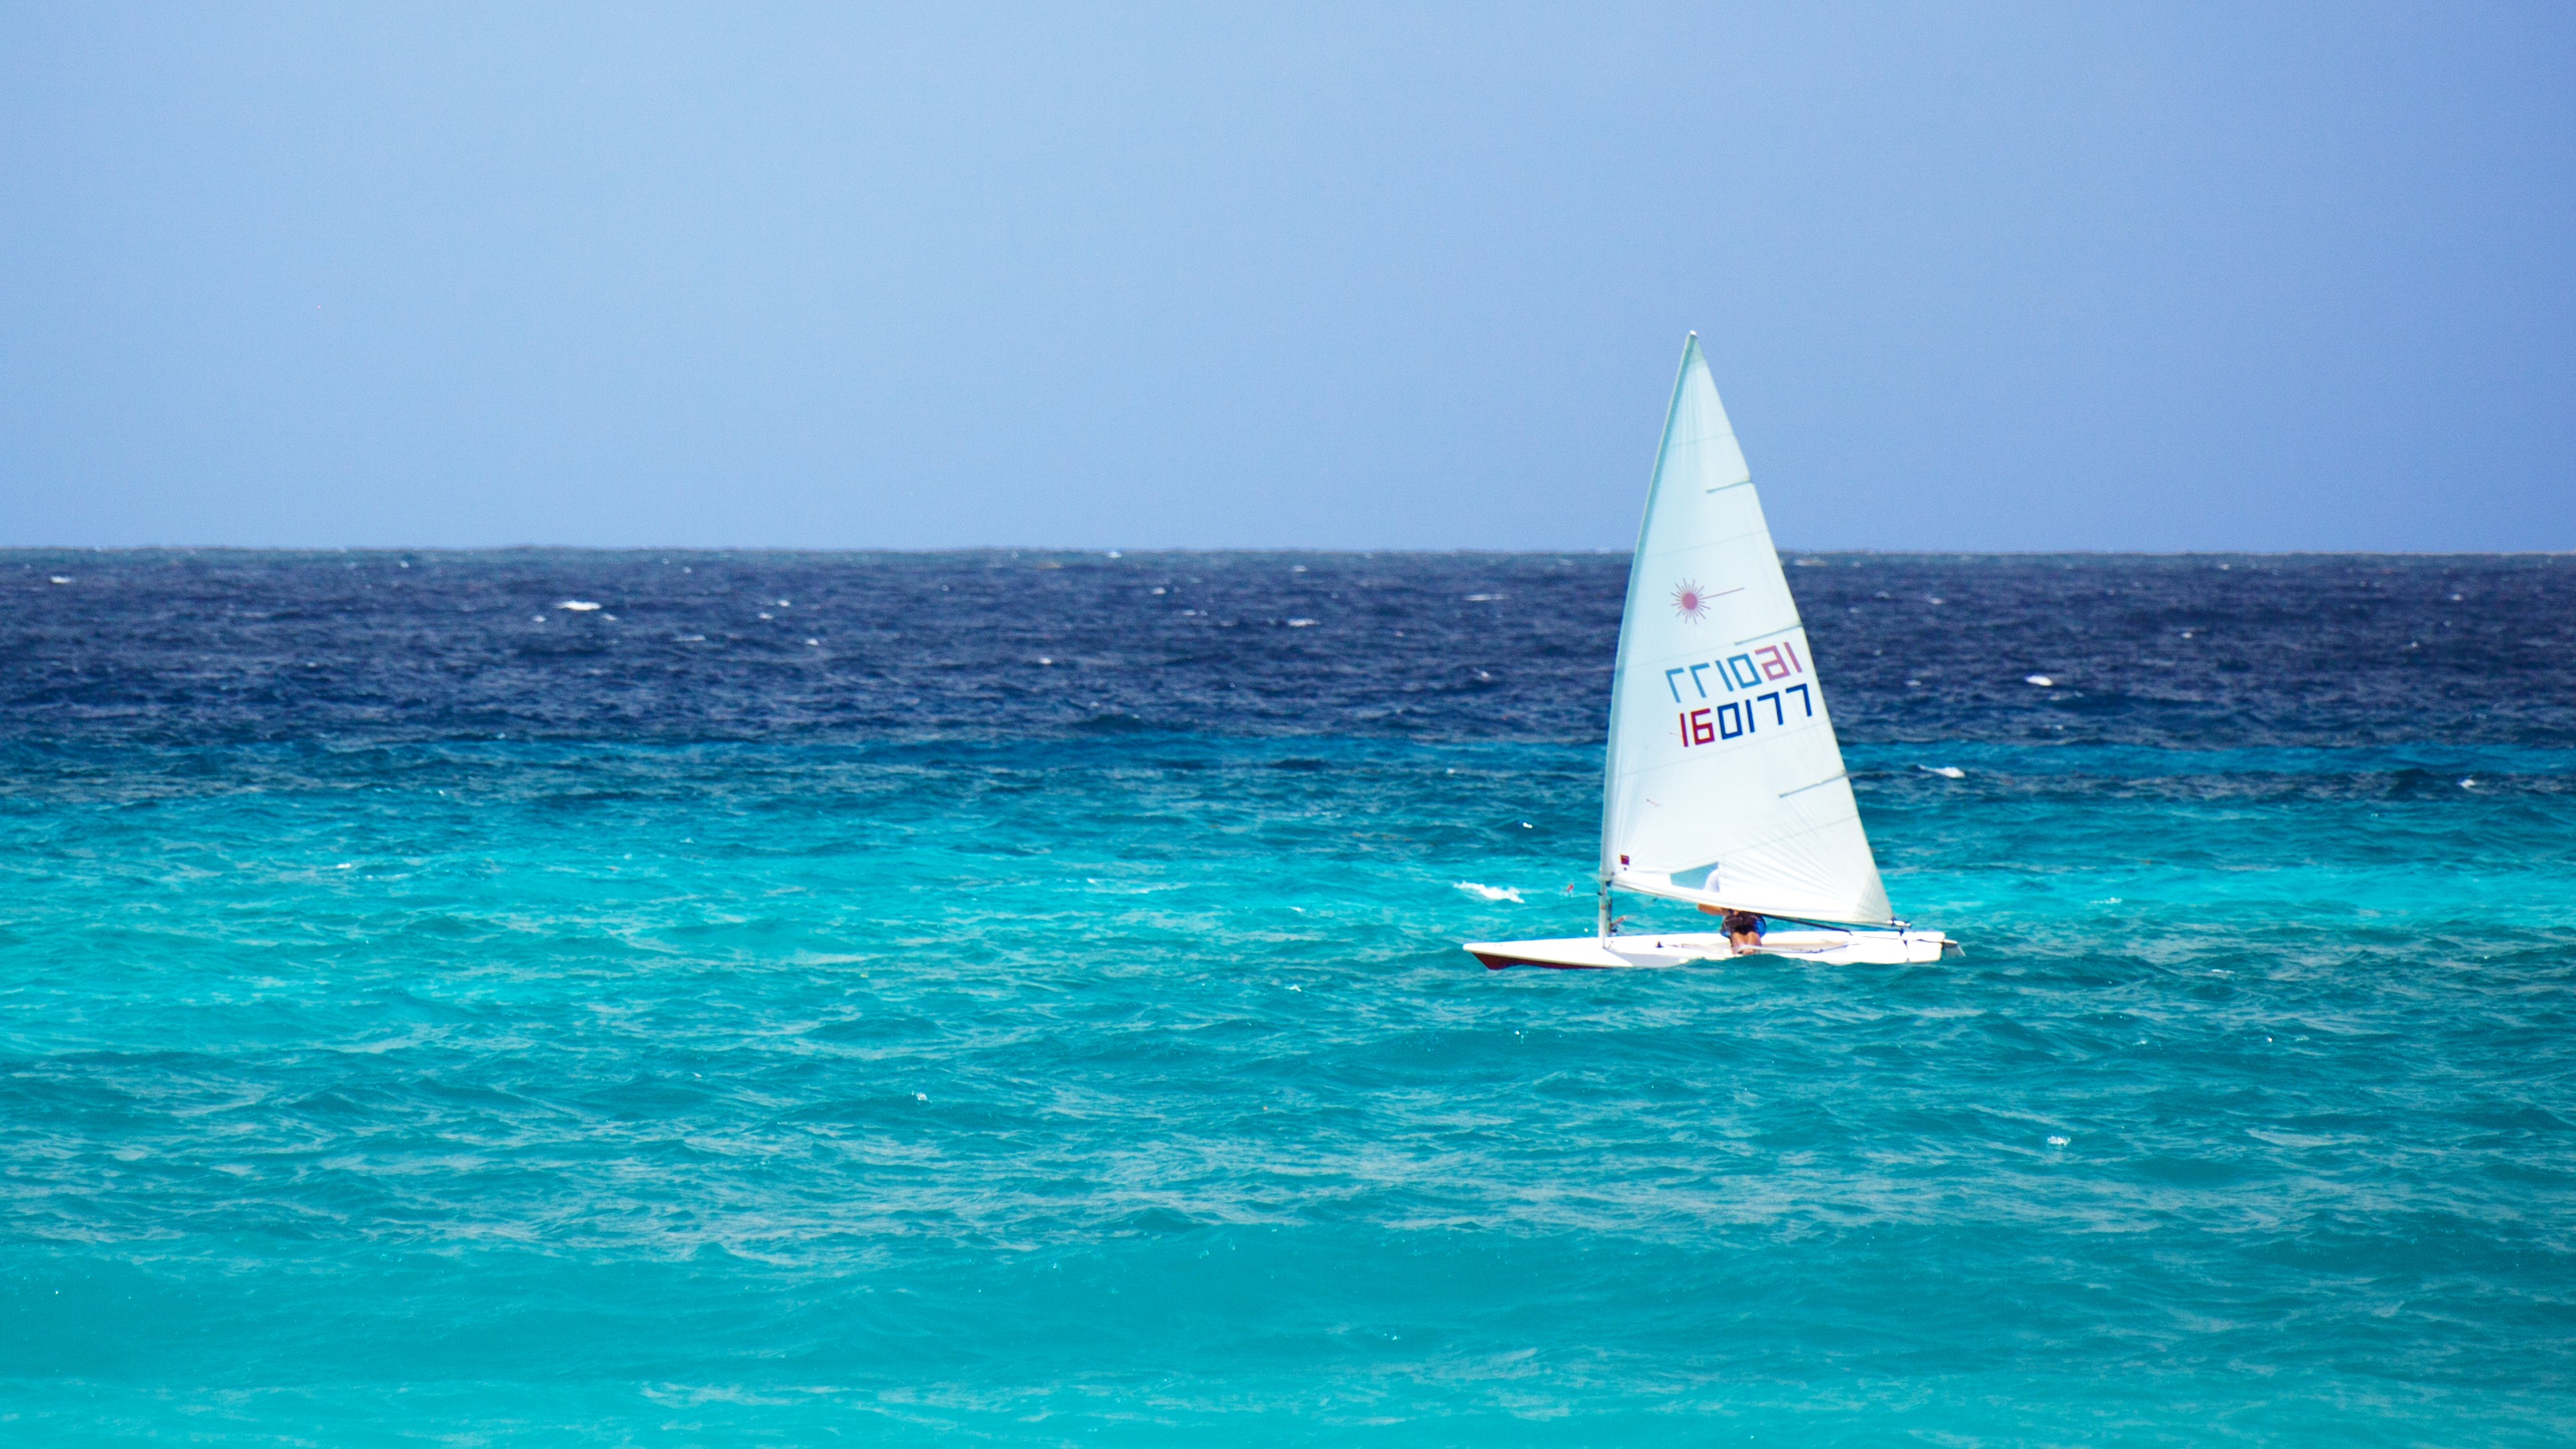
xmin=1599 ymin=335 xmax=1704 ymax=925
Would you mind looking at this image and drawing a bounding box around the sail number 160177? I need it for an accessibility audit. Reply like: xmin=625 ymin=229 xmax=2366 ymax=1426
xmin=1668 ymin=640 xmax=1813 ymax=749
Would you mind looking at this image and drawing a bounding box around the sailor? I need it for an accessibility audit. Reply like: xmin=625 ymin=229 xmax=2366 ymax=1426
xmin=1697 ymin=902 xmax=1765 ymax=950
xmin=1720 ymin=908 xmax=1765 ymax=953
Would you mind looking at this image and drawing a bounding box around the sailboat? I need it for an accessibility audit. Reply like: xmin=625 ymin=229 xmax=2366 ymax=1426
xmin=1465 ymin=335 xmax=1955 ymax=969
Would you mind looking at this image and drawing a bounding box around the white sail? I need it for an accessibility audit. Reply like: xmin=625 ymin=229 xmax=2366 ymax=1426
xmin=1598 ymin=335 xmax=1893 ymax=926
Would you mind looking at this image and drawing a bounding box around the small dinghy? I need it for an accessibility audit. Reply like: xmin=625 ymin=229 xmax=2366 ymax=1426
xmin=1466 ymin=335 xmax=1955 ymax=970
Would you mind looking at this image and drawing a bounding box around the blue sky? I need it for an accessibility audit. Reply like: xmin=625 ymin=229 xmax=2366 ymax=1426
xmin=3 ymin=4 xmax=2570 ymax=551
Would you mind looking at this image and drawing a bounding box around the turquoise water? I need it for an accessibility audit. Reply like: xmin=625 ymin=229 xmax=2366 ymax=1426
xmin=3 ymin=551 xmax=2572 ymax=1443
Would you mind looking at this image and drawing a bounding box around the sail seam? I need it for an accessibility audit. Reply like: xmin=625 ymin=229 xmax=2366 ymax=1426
xmin=1778 ymin=772 xmax=1848 ymax=799
xmin=1638 ymin=522 xmax=1776 ymax=559
xmin=1731 ymin=623 xmax=1805 ymax=646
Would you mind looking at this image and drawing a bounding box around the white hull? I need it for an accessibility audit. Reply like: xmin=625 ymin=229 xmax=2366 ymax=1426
xmin=1465 ymin=928 xmax=1956 ymax=970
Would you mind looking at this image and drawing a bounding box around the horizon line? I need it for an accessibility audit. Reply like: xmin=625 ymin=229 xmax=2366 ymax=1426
xmin=5 ymin=545 xmax=2571 ymax=560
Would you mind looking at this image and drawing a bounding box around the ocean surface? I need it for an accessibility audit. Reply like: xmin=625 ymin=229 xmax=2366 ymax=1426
xmin=2 ymin=548 xmax=2572 ymax=1446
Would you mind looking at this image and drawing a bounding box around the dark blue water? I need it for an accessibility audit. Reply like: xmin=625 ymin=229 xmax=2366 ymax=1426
xmin=4 ymin=550 xmax=2572 ymax=1443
